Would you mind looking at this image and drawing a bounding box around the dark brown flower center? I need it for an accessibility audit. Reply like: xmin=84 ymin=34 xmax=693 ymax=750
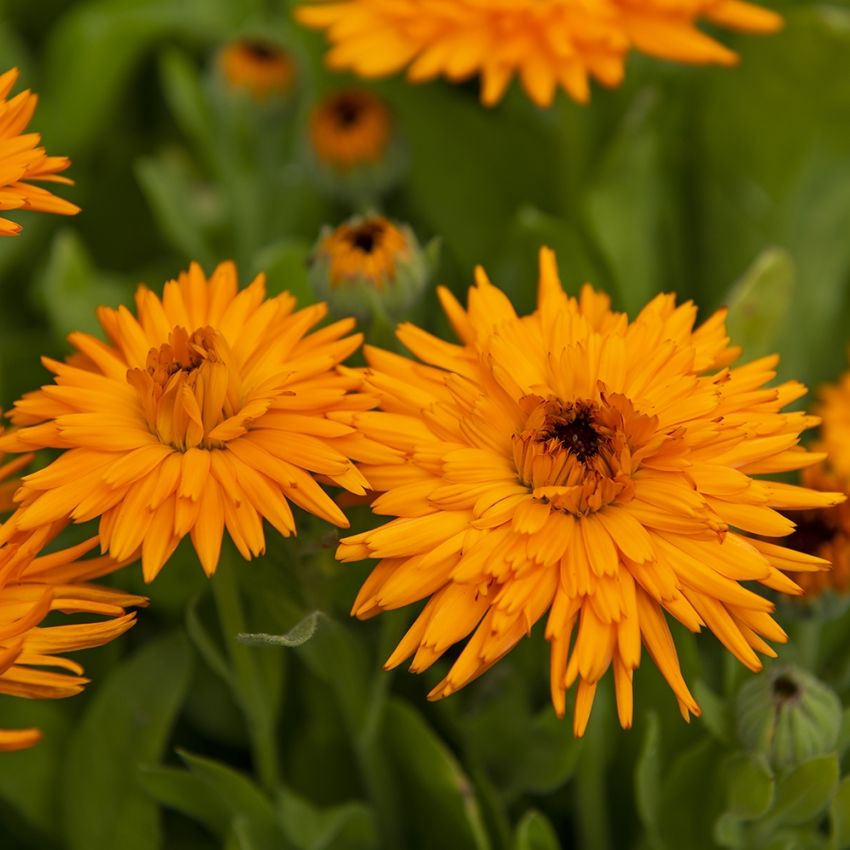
xmin=538 ymin=401 xmax=606 ymax=463
xmin=332 ymin=94 xmax=364 ymax=128
xmin=782 ymin=511 xmax=835 ymax=557
xmin=346 ymin=220 xmax=385 ymax=254
xmin=772 ymin=673 xmax=801 ymax=706
xmin=241 ymin=39 xmax=280 ymax=62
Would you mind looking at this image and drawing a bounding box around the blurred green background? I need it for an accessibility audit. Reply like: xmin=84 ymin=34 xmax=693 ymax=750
xmin=2 ymin=1 xmax=850 ymax=848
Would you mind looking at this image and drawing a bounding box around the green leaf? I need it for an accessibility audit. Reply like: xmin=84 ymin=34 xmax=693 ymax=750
xmin=694 ymin=680 xmax=733 ymax=744
xmin=178 ymin=750 xmax=281 ymax=847
xmin=135 ymin=152 xmax=216 ymax=266
xmin=583 ymin=90 xmax=672 ymax=314
xmin=635 ymin=712 xmax=662 ymax=838
xmin=62 ymin=632 xmax=193 ymax=850
xmin=36 ymin=228 xmax=129 ymax=339
xmin=252 ymin=239 xmax=313 ymax=303
xmin=138 ymin=763 xmax=229 ymax=837
xmin=383 ymin=698 xmax=492 ymax=850
xmin=722 ymin=752 xmax=774 ymax=820
xmin=39 ymin=0 xmax=238 ymax=153
xmin=831 ymin=776 xmax=850 ymax=850
xmin=772 ymin=755 xmax=840 ymax=827
xmin=512 ymin=810 xmax=562 ymax=850
xmin=493 ymin=206 xmax=609 ymax=315
xmin=723 ymin=248 xmax=794 ymax=361
xmin=277 ymin=788 xmax=378 ymax=850
xmin=238 ymin=611 xmax=325 ymax=648
xmin=159 ymin=48 xmax=215 ymax=157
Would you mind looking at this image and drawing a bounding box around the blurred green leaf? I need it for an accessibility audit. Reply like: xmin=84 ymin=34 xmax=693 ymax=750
xmin=391 ymin=83 xmax=560 ymax=278
xmin=178 ymin=750 xmax=282 ymax=848
xmin=512 ymin=810 xmax=562 ymax=850
xmin=771 ymin=754 xmax=839 ymax=826
xmin=657 ymin=738 xmax=726 ymax=850
xmin=239 ymin=611 xmax=325 ymax=648
xmin=39 ymin=0 xmax=240 ymax=154
xmin=635 ymin=712 xmax=662 ymax=841
xmin=831 ymin=776 xmax=850 ymax=850
xmin=383 ymin=698 xmax=492 ymax=850
xmin=138 ymin=763 xmax=228 ymax=838
xmin=493 ymin=206 xmax=609 ymax=314
xmin=694 ymin=680 xmax=733 ymax=745
xmin=62 ymin=632 xmax=193 ymax=850
xmin=136 ymin=151 xmax=216 ymax=266
xmin=159 ymin=48 xmax=215 ymax=160
xmin=36 ymin=228 xmax=129 ymax=338
xmin=277 ymin=788 xmax=378 ymax=850
xmin=695 ymin=5 xmax=850 ymax=384
xmin=723 ymin=248 xmax=794 ymax=361
xmin=583 ymin=90 xmax=672 ymax=314
xmin=722 ymin=752 xmax=774 ymax=820
xmin=254 ymin=238 xmax=313 ymax=303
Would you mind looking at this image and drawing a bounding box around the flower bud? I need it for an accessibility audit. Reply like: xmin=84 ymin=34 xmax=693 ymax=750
xmin=309 ymin=214 xmax=434 ymax=323
xmin=736 ymin=665 xmax=841 ymax=770
xmin=307 ymin=88 xmax=405 ymax=203
xmin=217 ymin=38 xmax=296 ymax=101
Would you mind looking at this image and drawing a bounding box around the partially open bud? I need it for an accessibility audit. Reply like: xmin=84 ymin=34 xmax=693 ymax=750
xmin=307 ymin=88 xmax=405 ymax=202
xmin=736 ymin=665 xmax=841 ymax=771
xmin=308 ymin=214 xmax=434 ymax=323
xmin=217 ymin=38 xmax=296 ymax=101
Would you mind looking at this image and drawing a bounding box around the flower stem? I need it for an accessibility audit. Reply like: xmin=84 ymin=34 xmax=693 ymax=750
xmin=210 ymin=551 xmax=281 ymax=793
xmin=575 ymin=707 xmax=612 ymax=850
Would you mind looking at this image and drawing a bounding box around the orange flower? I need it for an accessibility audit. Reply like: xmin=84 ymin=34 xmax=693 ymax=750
xmin=335 ymin=247 xmax=838 ymax=735
xmin=310 ymin=88 xmax=393 ymax=170
xmin=218 ymin=39 xmax=297 ymax=100
xmin=778 ymin=466 xmax=850 ymax=599
xmin=0 ymin=68 xmax=79 ymax=235
xmin=296 ymin=0 xmax=781 ymax=107
xmin=0 ymin=261 xmax=377 ymax=581
xmin=0 ymin=521 xmax=145 ymax=750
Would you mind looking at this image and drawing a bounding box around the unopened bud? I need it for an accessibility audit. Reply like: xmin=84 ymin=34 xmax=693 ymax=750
xmin=736 ymin=665 xmax=841 ymax=771
xmin=309 ymin=214 xmax=434 ymax=323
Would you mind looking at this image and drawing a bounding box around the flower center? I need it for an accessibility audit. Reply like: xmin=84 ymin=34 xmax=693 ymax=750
xmin=537 ymin=400 xmax=606 ymax=463
xmin=346 ymin=220 xmax=384 ymax=254
xmin=512 ymin=394 xmax=644 ymax=516
xmin=127 ymin=326 xmax=241 ymax=451
xmin=241 ymin=39 xmax=280 ymax=62
xmin=332 ymin=93 xmax=364 ymax=128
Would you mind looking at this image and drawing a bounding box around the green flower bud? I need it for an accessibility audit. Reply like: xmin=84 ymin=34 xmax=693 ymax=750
xmin=307 ymin=88 xmax=406 ymax=204
xmin=309 ymin=214 xmax=435 ymax=324
xmin=736 ymin=665 xmax=841 ymax=771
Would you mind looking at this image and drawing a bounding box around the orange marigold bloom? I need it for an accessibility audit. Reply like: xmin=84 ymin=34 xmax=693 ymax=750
xmin=0 ymin=261 xmax=376 ymax=581
xmin=778 ymin=466 xmax=850 ymax=599
xmin=336 ymin=247 xmax=839 ymax=736
xmin=0 ymin=68 xmax=79 ymax=235
xmin=0 ymin=521 xmax=145 ymax=751
xmin=296 ymin=0 xmax=782 ymax=107
xmin=218 ymin=39 xmax=297 ymax=100
xmin=310 ymin=88 xmax=393 ymax=170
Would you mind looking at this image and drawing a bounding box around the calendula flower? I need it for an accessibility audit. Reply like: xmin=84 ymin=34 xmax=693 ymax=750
xmin=0 ymin=68 xmax=79 ymax=235
xmin=218 ymin=38 xmax=297 ymax=100
xmin=310 ymin=88 xmax=392 ymax=170
xmin=0 ymin=521 xmax=145 ymax=750
xmin=0 ymin=435 xmax=33 ymax=513
xmin=310 ymin=214 xmax=431 ymax=322
xmin=336 ymin=247 xmax=839 ymax=736
xmin=295 ymin=0 xmax=782 ymax=107
xmin=0 ymin=261 xmax=375 ymax=581
xmin=776 ymin=465 xmax=850 ymax=598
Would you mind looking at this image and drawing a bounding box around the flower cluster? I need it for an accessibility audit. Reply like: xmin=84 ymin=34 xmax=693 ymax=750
xmin=296 ymin=0 xmax=782 ymax=106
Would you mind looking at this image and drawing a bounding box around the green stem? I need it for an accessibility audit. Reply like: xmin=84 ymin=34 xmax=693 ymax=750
xmin=211 ymin=552 xmax=281 ymax=793
xmin=575 ymin=709 xmax=611 ymax=850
